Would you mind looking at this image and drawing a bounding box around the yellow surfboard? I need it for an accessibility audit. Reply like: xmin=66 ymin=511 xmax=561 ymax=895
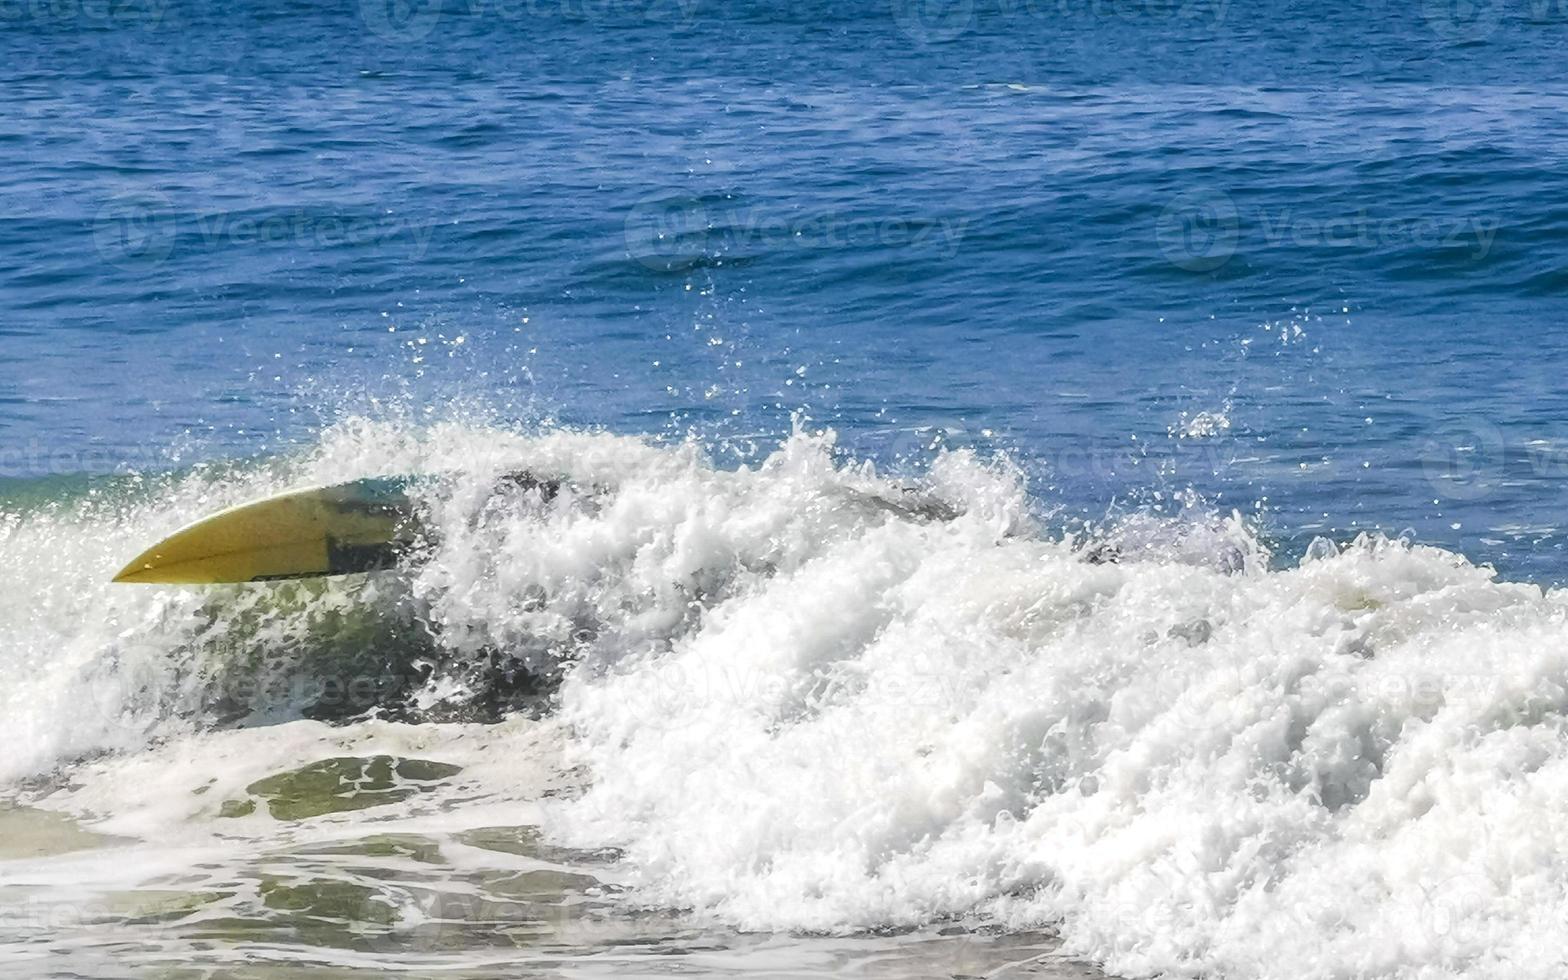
xmin=113 ymin=477 xmax=419 ymax=585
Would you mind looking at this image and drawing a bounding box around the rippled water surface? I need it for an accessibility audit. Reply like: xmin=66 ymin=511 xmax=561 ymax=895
xmin=4 ymin=2 xmax=1568 ymax=978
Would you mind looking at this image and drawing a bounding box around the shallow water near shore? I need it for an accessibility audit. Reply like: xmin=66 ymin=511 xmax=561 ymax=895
xmin=0 ymin=720 xmax=1093 ymax=979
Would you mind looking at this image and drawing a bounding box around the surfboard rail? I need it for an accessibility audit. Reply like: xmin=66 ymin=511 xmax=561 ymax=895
xmin=111 ymin=477 xmax=420 ymax=585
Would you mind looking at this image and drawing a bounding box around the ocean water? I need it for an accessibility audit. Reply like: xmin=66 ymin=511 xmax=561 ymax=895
xmin=5 ymin=1 xmax=1568 ymax=977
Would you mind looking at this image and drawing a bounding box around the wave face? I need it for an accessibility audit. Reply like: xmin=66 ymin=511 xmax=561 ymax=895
xmin=6 ymin=419 xmax=1568 ymax=978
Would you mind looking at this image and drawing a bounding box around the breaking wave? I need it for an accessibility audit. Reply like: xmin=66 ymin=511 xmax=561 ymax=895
xmin=4 ymin=417 xmax=1566 ymax=978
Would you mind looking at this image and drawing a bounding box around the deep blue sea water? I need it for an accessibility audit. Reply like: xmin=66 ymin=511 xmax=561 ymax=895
xmin=9 ymin=6 xmax=1568 ymax=977
xmin=5 ymin=0 xmax=1568 ymax=575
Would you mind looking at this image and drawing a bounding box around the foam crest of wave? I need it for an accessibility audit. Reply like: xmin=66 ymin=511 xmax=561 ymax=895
xmin=10 ymin=418 xmax=1568 ymax=978
xmin=551 ymin=508 xmax=1568 ymax=978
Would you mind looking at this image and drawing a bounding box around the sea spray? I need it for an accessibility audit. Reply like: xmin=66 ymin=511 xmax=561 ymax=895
xmin=6 ymin=420 xmax=1568 ymax=977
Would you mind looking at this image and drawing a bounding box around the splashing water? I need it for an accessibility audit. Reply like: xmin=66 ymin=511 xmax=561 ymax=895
xmin=3 ymin=418 xmax=1568 ymax=979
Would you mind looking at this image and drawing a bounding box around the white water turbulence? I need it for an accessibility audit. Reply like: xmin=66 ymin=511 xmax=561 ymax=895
xmin=4 ymin=418 xmax=1568 ymax=979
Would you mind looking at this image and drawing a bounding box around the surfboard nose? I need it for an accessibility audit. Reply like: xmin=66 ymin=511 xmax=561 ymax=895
xmin=111 ymin=561 xmax=152 ymax=584
xmin=111 ymin=478 xmax=418 ymax=584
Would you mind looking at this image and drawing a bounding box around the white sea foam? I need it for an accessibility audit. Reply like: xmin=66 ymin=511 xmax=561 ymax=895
xmin=5 ymin=418 xmax=1568 ymax=978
